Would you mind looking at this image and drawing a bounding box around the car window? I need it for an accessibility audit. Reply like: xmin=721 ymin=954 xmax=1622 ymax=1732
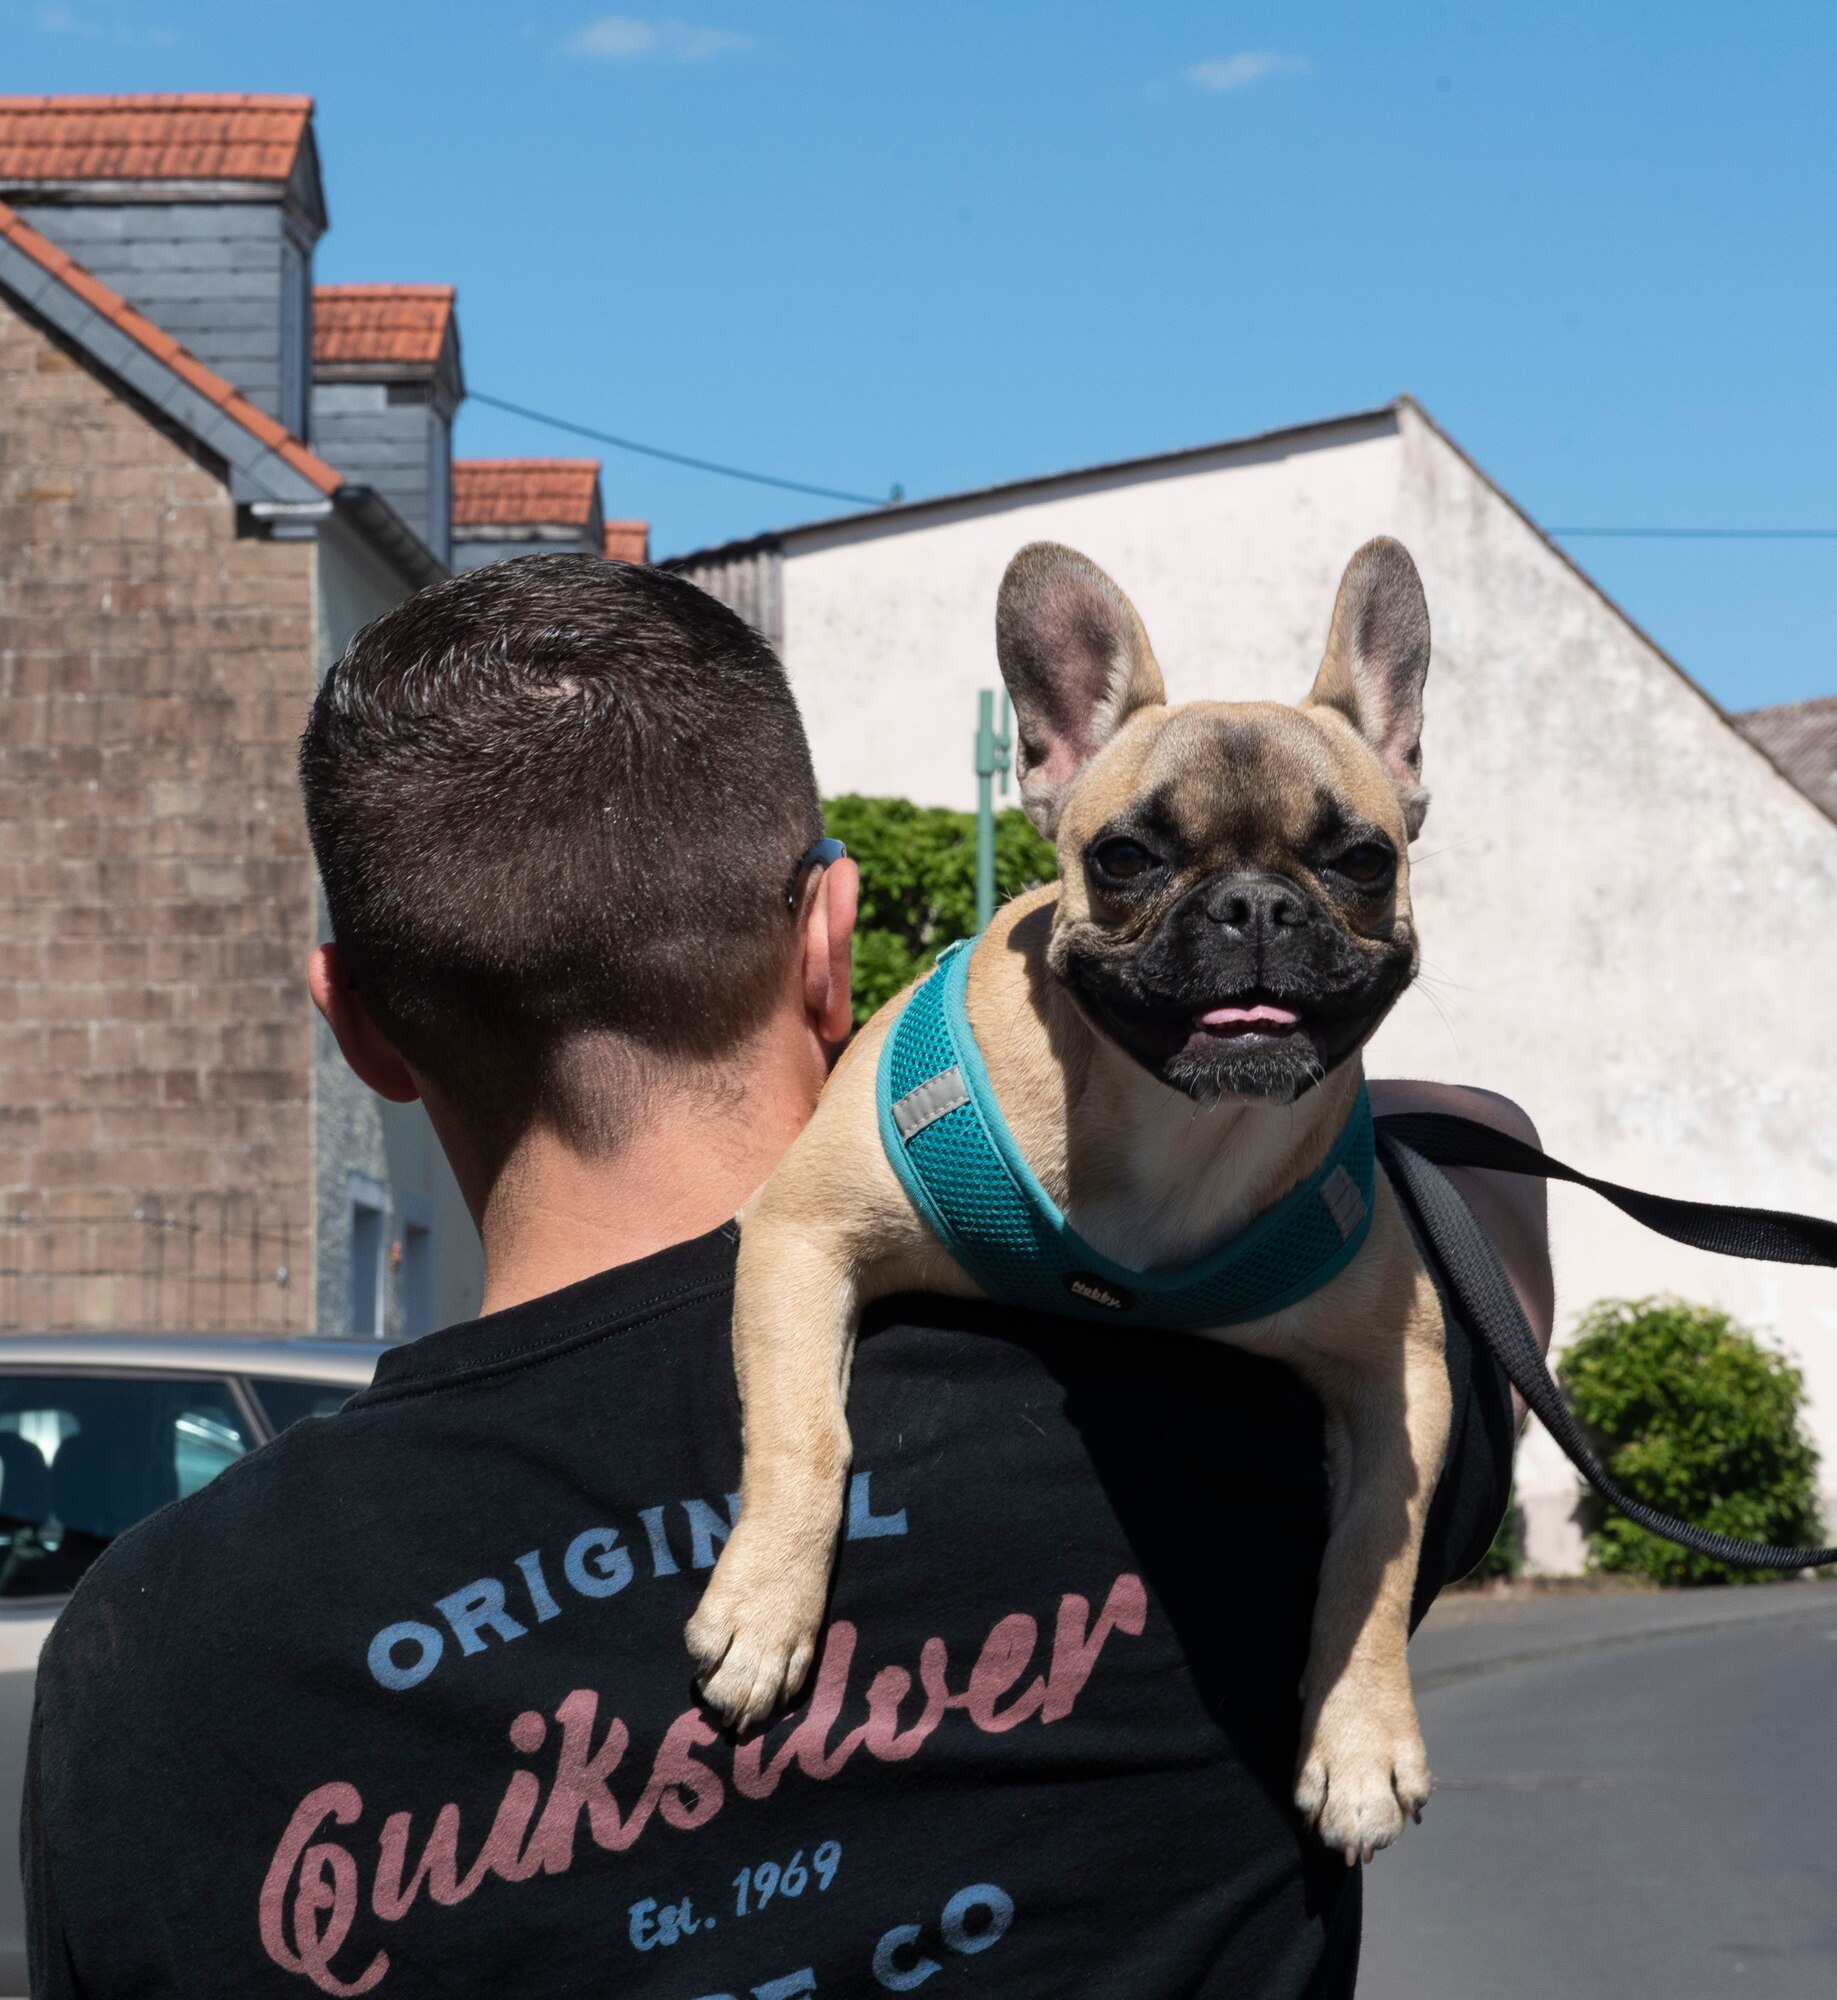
xmin=248 ymin=1377 xmax=354 ymax=1434
xmin=0 ymin=1374 xmax=252 ymax=1600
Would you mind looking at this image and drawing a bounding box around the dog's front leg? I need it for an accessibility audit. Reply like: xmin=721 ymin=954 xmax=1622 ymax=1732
xmin=689 ymin=1002 xmax=965 ymax=1732
xmin=686 ymin=1203 xmax=864 ymax=1733
xmin=1286 ymin=1270 xmax=1451 ymax=1863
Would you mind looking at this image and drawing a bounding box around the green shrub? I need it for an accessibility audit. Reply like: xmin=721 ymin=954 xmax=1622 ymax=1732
xmin=1557 ymin=1297 xmax=1823 ymax=1587
xmin=823 ymin=793 xmax=1057 ymax=1025
xmin=1476 ymin=1493 xmax=1523 ymax=1581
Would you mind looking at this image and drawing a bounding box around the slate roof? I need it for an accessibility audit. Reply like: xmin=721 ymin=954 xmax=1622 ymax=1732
xmin=1735 ymin=696 xmax=1837 ymax=823
xmin=0 ymin=93 xmax=313 ymax=183
xmin=313 ymin=285 xmax=455 ymax=367
xmin=0 ymin=195 xmax=338 ymax=495
xmin=603 ymin=520 xmax=650 ymax=564
xmin=453 ymin=459 xmax=601 ymax=528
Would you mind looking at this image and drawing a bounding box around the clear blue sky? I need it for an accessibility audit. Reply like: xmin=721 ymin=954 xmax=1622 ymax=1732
xmin=6 ymin=0 xmax=1833 ymax=709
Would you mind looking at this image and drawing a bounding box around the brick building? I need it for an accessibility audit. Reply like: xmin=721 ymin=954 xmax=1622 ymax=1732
xmin=0 ymin=95 xmax=489 ymax=1337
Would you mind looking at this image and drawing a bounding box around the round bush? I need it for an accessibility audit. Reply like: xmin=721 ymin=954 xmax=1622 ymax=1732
xmin=822 ymin=793 xmax=1057 ymax=1024
xmin=1476 ymin=1492 xmax=1523 ymax=1581
xmin=1557 ymin=1297 xmax=1824 ymax=1586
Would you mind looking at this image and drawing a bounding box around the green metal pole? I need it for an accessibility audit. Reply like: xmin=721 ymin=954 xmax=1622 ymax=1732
xmin=974 ymin=689 xmax=1012 ymax=930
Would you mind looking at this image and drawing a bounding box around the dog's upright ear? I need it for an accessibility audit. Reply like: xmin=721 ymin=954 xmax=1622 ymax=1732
xmin=1308 ymin=537 xmax=1432 ymax=840
xmin=996 ymin=542 xmax=1166 ymax=838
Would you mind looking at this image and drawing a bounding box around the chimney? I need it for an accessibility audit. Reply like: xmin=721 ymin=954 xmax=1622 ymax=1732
xmin=0 ymin=93 xmax=326 ymax=438
xmin=311 ymin=286 xmax=463 ymax=565
xmin=451 ymin=460 xmax=606 ymax=572
xmin=603 ymin=519 xmax=651 ymax=565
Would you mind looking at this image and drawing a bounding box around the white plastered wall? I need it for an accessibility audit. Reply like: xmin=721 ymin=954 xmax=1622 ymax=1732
xmin=766 ymin=404 xmax=1837 ymax=1570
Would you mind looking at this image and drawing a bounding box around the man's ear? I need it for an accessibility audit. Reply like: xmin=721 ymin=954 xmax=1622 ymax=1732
xmin=308 ymin=944 xmax=421 ymax=1104
xmin=1307 ymin=537 xmax=1432 ymax=839
xmin=996 ymin=542 xmax=1166 ymax=838
xmin=799 ymin=856 xmax=859 ymax=1050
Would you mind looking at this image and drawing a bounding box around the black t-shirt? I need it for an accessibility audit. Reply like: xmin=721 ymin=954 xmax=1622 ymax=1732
xmin=23 ymin=1223 xmax=1512 ymax=1999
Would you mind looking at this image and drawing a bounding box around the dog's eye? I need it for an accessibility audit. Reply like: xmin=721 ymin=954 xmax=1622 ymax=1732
xmin=1091 ymin=839 xmax=1158 ymax=884
xmin=1332 ymin=841 xmax=1395 ymax=887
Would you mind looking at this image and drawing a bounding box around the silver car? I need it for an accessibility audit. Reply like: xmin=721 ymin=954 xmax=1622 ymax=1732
xmin=0 ymin=1334 xmax=385 ymax=1995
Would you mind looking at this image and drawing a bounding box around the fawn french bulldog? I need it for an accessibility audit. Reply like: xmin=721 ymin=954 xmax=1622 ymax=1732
xmin=687 ymin=537 xmax=1449 ymax=1862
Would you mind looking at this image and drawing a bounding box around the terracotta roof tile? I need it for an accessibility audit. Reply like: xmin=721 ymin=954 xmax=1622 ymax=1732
xmin=453 ymin=459 xmax=601 ymax=529
xmin=1736 ymin=695 xmax=1837 ymax=822
xmin=0 ymin=196 xmax=338 ymax=494
xmin=313 ymin=284 xmax=454 ymax=367
xmin=603 ymin=520 xmax=650 ymax=564
xmin=0 ymin=93 xmax=313 ymax=183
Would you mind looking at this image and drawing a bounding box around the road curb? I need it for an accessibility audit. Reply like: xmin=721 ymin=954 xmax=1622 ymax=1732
xmin=1412 ymin=1581 xmax=1837 ymax=1689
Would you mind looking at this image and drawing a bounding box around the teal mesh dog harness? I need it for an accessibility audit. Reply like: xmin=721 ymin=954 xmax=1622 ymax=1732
xmin=876 ymin=937 xmax=1376 ymax=1328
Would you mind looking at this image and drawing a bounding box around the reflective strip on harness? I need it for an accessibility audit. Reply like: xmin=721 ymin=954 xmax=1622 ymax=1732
xmin=1320 ymin=1164 xmax=1369 ymax=1242
xmin=890 ymin=1067 xmax=971 ymax=1141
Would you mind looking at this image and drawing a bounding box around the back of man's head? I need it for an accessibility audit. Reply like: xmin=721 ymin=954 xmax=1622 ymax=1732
xmin=299 ymin=554 xmax=822 ymax=1155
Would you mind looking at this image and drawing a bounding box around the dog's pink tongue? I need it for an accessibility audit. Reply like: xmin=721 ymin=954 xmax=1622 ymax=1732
xmin=1198 ymin=1004 xmax=1300 ymax=1029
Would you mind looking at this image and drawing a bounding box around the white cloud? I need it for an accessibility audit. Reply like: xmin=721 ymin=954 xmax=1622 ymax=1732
xmin=36 ymin=5 xmax=99 ymax=35
xmin=35 ymin=2 xmax=174 ymax=40
xmin=566 ymin=15 xmax=752 ymax=62
xmin=1186 ymin=51 xmax=1308 ymax=94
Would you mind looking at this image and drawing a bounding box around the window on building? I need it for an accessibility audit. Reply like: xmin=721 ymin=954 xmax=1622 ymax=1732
xmin=347 ymin=1173 xmax=387 ymax=1339
xmin=399 ymin=1193 xmax=435 ymax=1341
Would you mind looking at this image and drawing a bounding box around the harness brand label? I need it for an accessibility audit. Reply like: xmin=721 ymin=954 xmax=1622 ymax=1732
xmin=1062 ymin=1272 xmax=1132 ymax=1313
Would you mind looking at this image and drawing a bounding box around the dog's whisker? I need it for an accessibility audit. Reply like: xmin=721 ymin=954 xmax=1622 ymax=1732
xmin=1409 ymin=980 xmax=1466 ymax=1066
xmin=1399 ymin=838 xmax=1476 ymax=869
xmin=1413 ymin=962 xmax=1486 ymax=998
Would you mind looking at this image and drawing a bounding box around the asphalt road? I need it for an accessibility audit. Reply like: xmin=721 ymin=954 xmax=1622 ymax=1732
xmin=1359 ymin=1581 xmax=1837 ymax=1999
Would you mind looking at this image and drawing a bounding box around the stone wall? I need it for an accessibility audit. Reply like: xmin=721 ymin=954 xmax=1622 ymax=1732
xmin=0 ymin=293 xmax=316 ymax=1331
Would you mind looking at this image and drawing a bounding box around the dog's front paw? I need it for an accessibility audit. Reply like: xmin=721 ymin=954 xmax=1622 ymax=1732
xmin=685 ymin=1526 xmax=829 ymax=1733
xmin=1295 ymin=1691 xmax=1432 ymax=1865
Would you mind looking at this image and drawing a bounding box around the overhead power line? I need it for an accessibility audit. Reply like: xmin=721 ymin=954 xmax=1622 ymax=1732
xmin=464 ymin=401 xmax=1837 ymax=531
xmin=1549 ymin=526 xmax=1837 ymax=540
xmin=468 ymin=390 xmax=891 ymax=508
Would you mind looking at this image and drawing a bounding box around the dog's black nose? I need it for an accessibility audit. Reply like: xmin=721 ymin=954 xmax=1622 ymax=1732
xmin=1204 ymin=875 xmax=1312 ymax=935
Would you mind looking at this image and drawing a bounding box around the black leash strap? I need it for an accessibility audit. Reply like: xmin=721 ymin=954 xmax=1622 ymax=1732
xmin=1374 ymin=1112 xmax=1837 ymax=1572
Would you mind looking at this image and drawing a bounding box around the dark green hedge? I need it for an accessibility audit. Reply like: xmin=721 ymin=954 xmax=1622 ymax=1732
xmin=1476 ymin=1493 xmax=1523 ymax=1581
xmin=1558 ymin=1296 xmax=1824 ymax=1586
xmin=823 ymin=793 xmax=1057 ymax=1025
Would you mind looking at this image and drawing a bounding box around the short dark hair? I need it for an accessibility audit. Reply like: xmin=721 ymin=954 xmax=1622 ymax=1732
xmin=299 ymin=554 xmax=822 ymax=1148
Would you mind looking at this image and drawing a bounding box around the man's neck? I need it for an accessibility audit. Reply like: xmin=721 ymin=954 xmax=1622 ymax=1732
xmin=469 ymin=1025 xmax=826 ymax=1319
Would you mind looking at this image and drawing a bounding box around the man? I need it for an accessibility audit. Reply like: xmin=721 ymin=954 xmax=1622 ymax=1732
xmin=24 ymin=555 xmax=1550 ymax=1997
